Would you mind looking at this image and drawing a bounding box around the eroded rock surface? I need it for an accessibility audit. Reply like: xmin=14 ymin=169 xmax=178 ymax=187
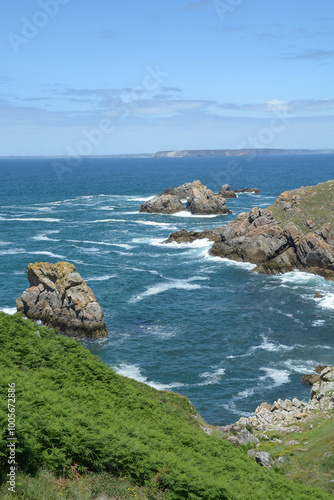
xmin=16 ymin=261 xmax=108 ymax=338
xmin=140 ymin=180 xmax=232 ymax=215
xmin=165 ymin=180 xmax=334 ymax=279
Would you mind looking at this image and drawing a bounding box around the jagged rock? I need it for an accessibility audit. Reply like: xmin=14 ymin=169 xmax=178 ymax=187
xmin=314 ymin=292 xmax=324 ymax=298
xmin=161 ymin=180 xmax=206 ymax=200
xmin=237 ymin=428 xmax=260 ymax=446
xmin=165 ymin=180 xmax=334 ymax=279
xmin=139 ymin=194 xmax=184 ymax=214
xmin=247 ymin=450 xmax=273 ymax=467
xmin=163 ymin=228 xmax=225 ymax=244
xmin=234 ymin=188 xmax=261 ymax=194
xmin=139 ymin=180 xmax=232 ymax=215
xmin=16 ymin=262 xmax=108 ymax=339
xmin=222 ymin=366 xmax=334 ymax=434
xmin=218 ymin=184 xmax=237 ymax=198
xmin=301 ymin=374 xmax=321 ymax=385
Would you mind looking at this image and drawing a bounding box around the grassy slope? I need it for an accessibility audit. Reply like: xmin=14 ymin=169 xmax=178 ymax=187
xmin=0 ymin=312 xmax=332 ymax=500
xmin=249 ymin=416 xmax=334 ymax=496
xmin=268 ymin=180 xmax=334 ymax=233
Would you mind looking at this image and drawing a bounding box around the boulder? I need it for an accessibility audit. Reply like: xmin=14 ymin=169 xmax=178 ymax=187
xmin=16 ymin=262 xmax=108 ymax=339
xmin=163 ymin=228 xmax=225 ymax=244
xmin=161 ymin=180 xmax=207 ymax=200
xmin=237 ymin=428 xmax=260 ymax=446
xmin=301 ymin=374 xmax=321 ymax=385
xmin=139 ymin=180 xmax=232 ymax=215
xmin=139 ymin=194 xmax=184 ymax=214
xmin=218 ymin=184 xmax=237 ymax=198
xmin=247 ymin=450 xmax=273 ymax=467
xmin=186 ymin=187 xmax=232 ymax=215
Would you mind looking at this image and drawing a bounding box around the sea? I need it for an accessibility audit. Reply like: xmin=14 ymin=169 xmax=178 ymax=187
xmin=1 ymin=154 xmax=333 ymax=425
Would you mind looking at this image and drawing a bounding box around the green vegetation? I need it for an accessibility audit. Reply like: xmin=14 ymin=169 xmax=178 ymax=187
xmin=269 ymin=180 xmax=334 ymax=233
xmin=252 ymin=416 xmax=334 ymax=496
xmin=0 ymin=312 xmax=332 ymax=499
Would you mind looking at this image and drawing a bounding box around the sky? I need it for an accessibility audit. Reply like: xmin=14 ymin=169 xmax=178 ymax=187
xmin=0 ymin=0 xmax=333 ymax=155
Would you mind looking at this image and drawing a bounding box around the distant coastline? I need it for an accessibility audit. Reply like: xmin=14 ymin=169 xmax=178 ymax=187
xmin=1 ymin=148 xmax=334 ymax=159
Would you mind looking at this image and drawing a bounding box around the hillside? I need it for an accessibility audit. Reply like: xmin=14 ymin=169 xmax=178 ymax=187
xmin=0 ymin=312 xmax=332 ymax=499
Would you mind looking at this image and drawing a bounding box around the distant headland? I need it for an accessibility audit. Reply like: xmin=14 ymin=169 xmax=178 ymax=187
xmin=1 ymin=148 xmax=334 ymax=159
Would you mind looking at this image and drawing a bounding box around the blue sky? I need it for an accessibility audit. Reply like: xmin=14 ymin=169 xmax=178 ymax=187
xmin=1 ymin=0 xmax=333 ymax=155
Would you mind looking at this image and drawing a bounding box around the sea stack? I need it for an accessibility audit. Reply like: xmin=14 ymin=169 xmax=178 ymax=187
xmin=16 ymin=261 xmax=108 ymax=338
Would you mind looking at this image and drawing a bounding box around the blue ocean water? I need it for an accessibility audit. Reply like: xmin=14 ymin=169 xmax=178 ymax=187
xmin=1 ymin=154 xmax=333 ymax=425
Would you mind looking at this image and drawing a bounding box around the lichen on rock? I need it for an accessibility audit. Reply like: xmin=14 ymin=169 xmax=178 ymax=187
xmin=16 ymin=261 xmax=108 ymax=339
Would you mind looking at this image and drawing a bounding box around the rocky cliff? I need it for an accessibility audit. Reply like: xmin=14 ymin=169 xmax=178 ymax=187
xmin=165 ymin=180 xmax=334 ymax=280
xmin=16 ymin=261 xmax=108 ymax=338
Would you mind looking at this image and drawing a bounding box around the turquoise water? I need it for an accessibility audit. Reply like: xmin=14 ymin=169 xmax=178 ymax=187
xmin=1 ymin=155 xmax=333 ymax=425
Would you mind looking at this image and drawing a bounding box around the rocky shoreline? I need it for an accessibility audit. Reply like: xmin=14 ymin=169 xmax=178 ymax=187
xmin=164 ymin=180 xmax=334 ymax=280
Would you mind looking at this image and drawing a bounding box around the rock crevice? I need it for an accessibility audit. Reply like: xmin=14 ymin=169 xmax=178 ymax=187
xmin=16 ymin=261 xmax=108 ymax=338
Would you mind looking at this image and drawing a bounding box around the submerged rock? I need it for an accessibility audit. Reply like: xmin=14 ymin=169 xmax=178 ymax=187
xmin=16 ymin=261 xmax=108 ymax=339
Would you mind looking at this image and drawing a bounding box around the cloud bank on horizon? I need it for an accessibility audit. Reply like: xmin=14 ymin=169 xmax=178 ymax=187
xmin=0 ymin=0 xmax=333 ymax=155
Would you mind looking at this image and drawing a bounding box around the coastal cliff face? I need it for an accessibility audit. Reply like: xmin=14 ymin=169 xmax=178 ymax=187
xmin=166 ymin=180 xmax=334 ymax=280
xmin=16 ymin=261 xmax=108 ymax=338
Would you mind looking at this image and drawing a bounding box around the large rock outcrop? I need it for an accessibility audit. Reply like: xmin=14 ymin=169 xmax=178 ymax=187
xmin=139 ymin=180 xmax=232 ymax=215
xmin=16 ymin=262 xmax=108 ymax=338
xmin=139 ymin=194 xmax=184 ymax=214
xmin=165 ymin=180 xmax=334 ymax=279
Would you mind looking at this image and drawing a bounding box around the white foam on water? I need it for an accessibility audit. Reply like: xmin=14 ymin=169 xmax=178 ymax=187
xmin=254 ymin=335 xmax=295 ymax=353
xmin=171 ymin=211 xmax=222 ymax=218
xmin=312 ymin=319 xmax=326 ymax=327
xmin=134 ymin=221 xmax=177 ymax=230
xmin=316 ymin=293 xmax=334 ymax=311
xmin=260 ymin=367 xmax=290 ymax=387
xmin=32 ymin=230 xmax=60 ymax=242
xmin=166 ymin=238 xmax=212 ymax=249
xmin=113 ymin=363 xmax=185 ymax=391
xmin=236 ymin=387 xmax=256 ymax=399
xmin=0 ymin=307 xmax=17 ymax=315
xmin=85 ymin=274 xmax=118 ymax=282
xmin=0 ymin=248 xmax=26 ymax=256
xmin=274 ymin=270 xmax=323 ymax=286
xmin=129 ymin=278 xmax=203 ymax=303
xmin=0 ymin=241 xmax=12 ymax=246
xmin=196 ymin=368 xmax=226 ymax=386
xmin=85 ymin=218 xmax=128 ymax=224
xmin=282 ymin=359 xmax=320 ymax=374
xmin=94 ymin=206 xmax=115 ymax=211
xmin=203 ymin=252 xmax=257 ymax=270
xmin=67 ymin=239 xmax=134 ymax=250
xmin=0 ymin=217 xmax=62 ymax=222
xmin=27 ymin=251 xmax=66 ymax=259
xmin=132 ymin=237 xmax=165 ymax=246
xmin=127 ymin=195 xmax=156 ymax=202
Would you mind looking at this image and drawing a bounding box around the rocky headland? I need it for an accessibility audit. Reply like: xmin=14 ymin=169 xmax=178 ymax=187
xmin=16 ymin=261 xmax=108 ymax=338
xmin=165 ymin=180 xmax=334 ymax=280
